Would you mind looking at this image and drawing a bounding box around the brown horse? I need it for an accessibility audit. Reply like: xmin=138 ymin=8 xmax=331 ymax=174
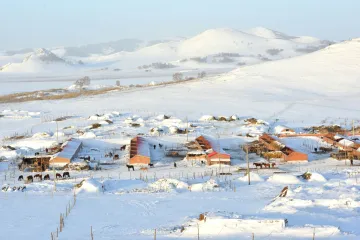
xmin=27 ymin=175 xmax=33 ymax=182
xmin=34 ymin=174 xmax=42 ymax=181
xmin=56 ymin=173 xmax=62 ymax=179
xmin=262 ymin=163 xmax=271 ymax=168
xmin=253 ymin=163 xmax=263 ymax=169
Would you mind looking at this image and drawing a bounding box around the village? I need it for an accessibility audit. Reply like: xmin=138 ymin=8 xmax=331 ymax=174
xmin=1 ymin=111 xmax=360 ymax=239
xmin=2 ymin=112 xmax=360 ymax=185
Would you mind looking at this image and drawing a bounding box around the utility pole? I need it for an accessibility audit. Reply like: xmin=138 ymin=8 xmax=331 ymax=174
xmin=246 ymin=146 xmax=250 ymax=185
xmin=55 ymin=120 xmax=59 ymax=143
xmin=186 ymin=116 xmax=189 ymax=142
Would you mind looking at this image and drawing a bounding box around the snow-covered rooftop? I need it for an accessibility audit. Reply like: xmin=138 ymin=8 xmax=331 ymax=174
xmin=53 ymin=139 xmax=82 ymax=161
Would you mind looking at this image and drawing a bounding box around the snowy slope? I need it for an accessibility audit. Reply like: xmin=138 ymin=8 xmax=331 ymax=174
xmin=245 ymin=27 xmax=293 ymax=39
xmin=2 ymin=39 xmax=359 ymax=131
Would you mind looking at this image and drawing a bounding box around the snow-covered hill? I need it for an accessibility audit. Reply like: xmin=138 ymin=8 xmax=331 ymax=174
xmin=0 ymin=48 xmax=74 ymax=73
xmin=0 ymin=27 xmax=333 ymax=74
xmin=103 ymin=27 xmax=332 ymax=70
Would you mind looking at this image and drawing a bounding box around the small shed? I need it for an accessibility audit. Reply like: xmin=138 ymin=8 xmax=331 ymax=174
xmin=274 ymin=125 xmax=295 ymax=135
xmin=185 ymin=150 xmax=207 ymax=161
xmin=206 ymin=149 xmax=231 ymax=165
xmin=129 ymin=136 xmax=151 ymax=165
xmin=49 ymin=139 xmax=82 ymax=167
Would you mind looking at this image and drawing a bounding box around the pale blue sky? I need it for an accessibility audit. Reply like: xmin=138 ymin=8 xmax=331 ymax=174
xmin=1 ymin=0 xmax=359 ymax=49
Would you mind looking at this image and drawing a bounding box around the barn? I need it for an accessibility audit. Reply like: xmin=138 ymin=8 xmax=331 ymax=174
xmin=49 ymin=139 xmax=82 ymax=167
xmin=129 ymin=136 xmax=151 ymax=165
xmin=259 ymin=134 xmax=308 ymax=162
xmin=20 ymin=155 xmax=51 ymax=172
xmin=281 ymin=146 xmax=308 ymax=162
xmin=186 ymin=135 xmax=231 ymax=165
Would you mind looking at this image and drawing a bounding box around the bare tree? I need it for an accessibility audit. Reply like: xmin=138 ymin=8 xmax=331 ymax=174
xmin=74 ymin=76 xmax=91 ymax=88
xmin=172 ymin=72 xmax=183 ymax=81
xmin=197 ymin=71 xmax=206 ymax=78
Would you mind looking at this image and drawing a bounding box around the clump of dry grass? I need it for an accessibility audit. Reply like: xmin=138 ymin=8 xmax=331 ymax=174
xmin=0 ymin=87 xmax=120 ymax=104
xmin=90 ymin=123 xmax=102 ymax=129
xmin=54 ymin=116 xmax=73 ymax=121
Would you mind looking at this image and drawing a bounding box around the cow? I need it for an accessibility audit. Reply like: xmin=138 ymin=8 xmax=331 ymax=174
xmin=44 ymin=174 xmax=50 ymax=180
xmin=56 ymin=173 xmax=62 ymax=179
xmin=120 ymin=145 xmax=126 ymax=151
xmin=148 ymin=163 xmax=154 ymax=168
xmin=113 ymin=154 xmax=119 ymax=160
xmin=18 ymin=175 xmax=23 ymax=181
xmin=126 ymin=164 xmax=135 ymax=171
xmin=271 ymin=163 xmax=276 ymax=168
xmin=34 ymin=152 xmax=40 ymax=156
xmin=63 ymin=172 xmax=70 ymax=178
xmin=27 ymin=175 xmax=33 ymax=182
xmin=21 ymin=186 xmax=26 ymax=192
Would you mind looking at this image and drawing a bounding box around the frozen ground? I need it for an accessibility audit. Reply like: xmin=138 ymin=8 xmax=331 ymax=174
xmin=1 ymin=165 xmax=360 ymax=239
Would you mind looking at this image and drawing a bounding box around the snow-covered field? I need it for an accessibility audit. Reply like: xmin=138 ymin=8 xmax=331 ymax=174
xmin=0 ymin=27 xmax=360 ymax=239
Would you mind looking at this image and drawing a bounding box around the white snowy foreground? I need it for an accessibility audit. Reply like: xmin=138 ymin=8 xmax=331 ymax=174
xmin=1 ymin=167 xmax=360 ymax=240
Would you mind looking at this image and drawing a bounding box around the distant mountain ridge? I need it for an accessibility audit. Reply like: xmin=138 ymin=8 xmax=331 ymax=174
xmin=0 ymin=27 xmax=335 ymax=73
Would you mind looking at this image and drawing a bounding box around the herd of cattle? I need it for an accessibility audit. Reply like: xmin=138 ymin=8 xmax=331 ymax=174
xmin=18 ymin=172 xmax=71 ymax=182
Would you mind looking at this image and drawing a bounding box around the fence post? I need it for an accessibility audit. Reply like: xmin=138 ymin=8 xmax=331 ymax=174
xmin=154 ymin=228 xmax=156 ymax=240
xmin=91 ymin=226 xmax=94 ymax=240
xmin=313 ymin=228 xmax=315 ymax=240
xmin=197 ymin=223 xmax=200 ymax=240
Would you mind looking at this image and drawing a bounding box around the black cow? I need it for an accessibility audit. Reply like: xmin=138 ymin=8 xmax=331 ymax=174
xmin=18 ymin=175 xmax=23 ymax=181
xmin=126 ymin=164 xmax=135 ymax=171
xmin=63 ymin=172 xmax=70 ymax=178
xmin=44 ymin=174 xmax=50 ymax=180
xmin=148 ymin=163 xmax=154 ymax=168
